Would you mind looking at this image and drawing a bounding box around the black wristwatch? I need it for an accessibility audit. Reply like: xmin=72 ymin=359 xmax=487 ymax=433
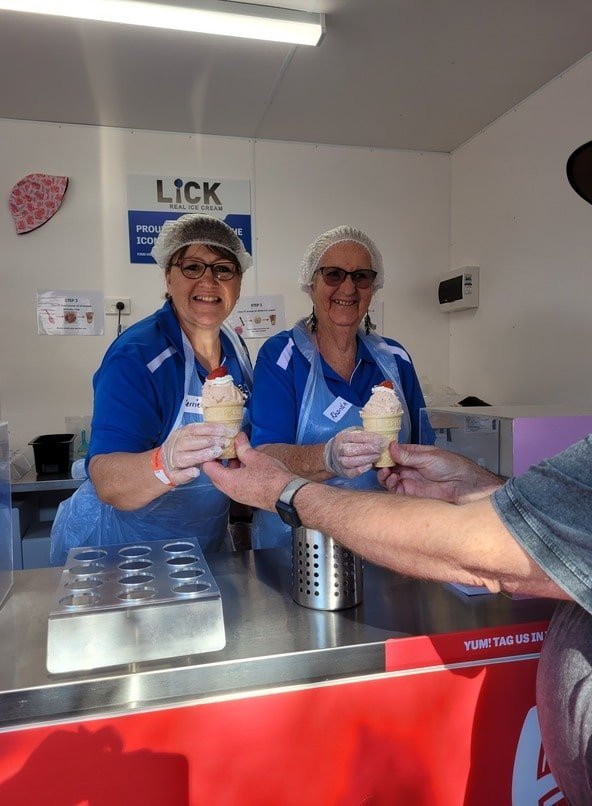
xmin=275 ymin=478 xmax=310 ymax=528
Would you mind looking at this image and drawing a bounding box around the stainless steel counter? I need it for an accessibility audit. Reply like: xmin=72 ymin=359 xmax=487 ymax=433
xmin=0 ymin=549 xmax=556 ymax=731
xmin=11 ymin=468 xmax=84 ymax=493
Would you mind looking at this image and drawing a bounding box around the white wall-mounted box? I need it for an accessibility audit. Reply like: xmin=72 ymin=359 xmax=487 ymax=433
xmin=438 ymin=267 xmax=479 ymax=312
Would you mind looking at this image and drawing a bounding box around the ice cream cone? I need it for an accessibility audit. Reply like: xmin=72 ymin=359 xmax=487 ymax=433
xmin=202 ymin=403 xmax=243 ymax=459
xmin=361 ymin=413 xmax=402 ymax=467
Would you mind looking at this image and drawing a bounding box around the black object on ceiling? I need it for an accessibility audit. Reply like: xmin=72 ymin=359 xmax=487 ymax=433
xmin=566 ymin=140 xmax=592 ymax=206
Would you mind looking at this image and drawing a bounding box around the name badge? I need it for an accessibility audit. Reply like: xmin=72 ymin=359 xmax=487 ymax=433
xmin=183 ymin=395 xmax=202 ymax=414
xmin=323 ymin=397 xmax=353 ymax=423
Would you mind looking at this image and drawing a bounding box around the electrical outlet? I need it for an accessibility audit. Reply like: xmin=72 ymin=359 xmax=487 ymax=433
xmin=105 ymin=297 xmax=131 ymax=315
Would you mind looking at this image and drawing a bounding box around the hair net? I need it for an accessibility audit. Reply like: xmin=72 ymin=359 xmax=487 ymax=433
xmin=151 ymin=213 xmax=252 ymax=273
xmin=298 ymin=225 xmax=384 ymax=293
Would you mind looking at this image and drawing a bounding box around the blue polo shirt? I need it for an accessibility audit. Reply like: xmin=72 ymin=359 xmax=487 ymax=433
xmin=251 ymin=329 xmax=426 ymax=447
xmin=88 ymin=300 xmax=251 ymax=461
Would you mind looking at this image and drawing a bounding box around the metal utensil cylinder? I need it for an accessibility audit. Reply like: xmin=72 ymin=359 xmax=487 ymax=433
xmin=291 ymin=527 xmax=363 ymax=611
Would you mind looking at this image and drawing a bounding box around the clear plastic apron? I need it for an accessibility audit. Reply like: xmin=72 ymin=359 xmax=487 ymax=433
xmin=251 ymin=319 xmax=411 ymax=549
xmin=50 ymin=324 xmax=252 ymax=566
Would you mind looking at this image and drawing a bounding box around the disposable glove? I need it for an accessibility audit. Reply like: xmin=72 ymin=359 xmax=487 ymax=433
xmin=159 ymin=422 xmax=232 ymax=486
xmin=324 ymin=426 xmax=387 ymax=478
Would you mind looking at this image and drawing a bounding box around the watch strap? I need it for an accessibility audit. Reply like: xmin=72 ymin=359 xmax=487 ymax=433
xmin=151 ymin=446 xmax=175 ymax=487
xmin=278 ymin=477 xmax=310 ymax=506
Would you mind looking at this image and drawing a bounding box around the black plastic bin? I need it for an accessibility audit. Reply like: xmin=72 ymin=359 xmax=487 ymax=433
xmin=29 ymin=433 xmax=76 ymax=475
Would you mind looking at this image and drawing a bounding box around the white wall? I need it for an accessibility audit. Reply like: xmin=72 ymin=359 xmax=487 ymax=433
xmin=253 ymin=140 xmax=450 ymax=373
xmin=450 ymin=53 xmax=592 ymax=406
xmin=0 ymin=121 xmax=450 ymax=449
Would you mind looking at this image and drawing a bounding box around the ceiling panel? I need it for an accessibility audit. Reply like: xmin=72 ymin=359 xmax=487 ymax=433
xmin=1 ymin=1 xmax=591 ymax=152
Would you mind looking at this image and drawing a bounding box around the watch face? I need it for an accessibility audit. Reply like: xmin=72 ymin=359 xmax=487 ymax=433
xmin=275 ymin=499 xmax=301 ymax=528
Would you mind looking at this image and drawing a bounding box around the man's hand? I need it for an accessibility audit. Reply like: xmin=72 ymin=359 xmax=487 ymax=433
xmin=377 ymin=442 xmax=503 ymax=504
xmin=203 ymin=433 xmax=295 ymax=510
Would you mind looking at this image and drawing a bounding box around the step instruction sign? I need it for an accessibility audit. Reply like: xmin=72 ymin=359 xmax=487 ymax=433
xmin=37 ymin=290 xmax=104 ymax=336
xmin=227 ymin=295 xmax=285 ymax=339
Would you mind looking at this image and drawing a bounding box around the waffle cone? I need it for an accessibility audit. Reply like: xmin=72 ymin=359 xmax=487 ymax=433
xmin=202 ymin=403 xmax=243 ymax=459
xmin=361 ymin=413 xmax=402 ymax=433
xmin=202 ymin=403 xmax=243 ymax=423
xmin=361 ymin=413 xmax=402 ymax=468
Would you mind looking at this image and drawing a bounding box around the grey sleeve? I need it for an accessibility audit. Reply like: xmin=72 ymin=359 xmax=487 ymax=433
xmin=491 ymin=435 xmax=592 ymax=613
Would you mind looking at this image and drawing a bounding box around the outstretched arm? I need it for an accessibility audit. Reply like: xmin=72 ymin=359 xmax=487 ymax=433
xmin=377 ymin=442 xmax=505 ymax=504
xmin=204 ymin=434 xmax=568 ymax=601
xmin=258 ymin=428 xmax=387 ymax=482
xmin=91 ymin=422 xmax=231 ymax=510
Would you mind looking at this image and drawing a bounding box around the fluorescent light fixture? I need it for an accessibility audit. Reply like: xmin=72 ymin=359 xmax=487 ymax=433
xmin=0 ymin=0 xmax=325 ymax=46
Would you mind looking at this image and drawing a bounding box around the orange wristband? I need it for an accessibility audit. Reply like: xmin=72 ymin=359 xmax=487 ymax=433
xmin=151 ymin=446 xmax=175 ymax=487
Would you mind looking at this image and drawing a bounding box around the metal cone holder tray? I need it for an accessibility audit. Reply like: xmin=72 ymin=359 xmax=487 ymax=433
xmin=47 ymin=538 xmax=225 ymax=674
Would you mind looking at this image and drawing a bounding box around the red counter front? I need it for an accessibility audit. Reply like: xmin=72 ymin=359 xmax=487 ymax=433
xmin=0 ymin=620 xmax=565 ymax=805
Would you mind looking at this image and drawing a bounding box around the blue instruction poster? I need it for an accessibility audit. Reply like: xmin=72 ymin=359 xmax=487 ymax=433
xmin=127 ymin=175 xmax=252 ymax=264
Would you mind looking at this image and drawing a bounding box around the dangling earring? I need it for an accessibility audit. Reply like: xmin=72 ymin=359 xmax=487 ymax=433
xmin=364 ymin=312 xmax=374 ymax=335
xmin=308 ymin=307 xmax=318 ymax=333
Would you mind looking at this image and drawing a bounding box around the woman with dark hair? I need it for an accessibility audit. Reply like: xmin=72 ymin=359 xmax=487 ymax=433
xmin=51 ymin=214 xmax=252 ymax=563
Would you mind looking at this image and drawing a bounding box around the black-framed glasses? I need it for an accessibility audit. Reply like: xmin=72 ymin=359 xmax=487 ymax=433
xmin=173 ymin=259 xmax=240 ymax=281
xmin=317 ymin=266 xmax=377 ymax=289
